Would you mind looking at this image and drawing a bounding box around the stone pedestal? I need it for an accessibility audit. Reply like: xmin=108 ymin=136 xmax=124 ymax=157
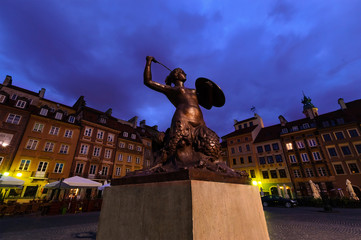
xmin=97 ymin=170 xmax=269 ymax=240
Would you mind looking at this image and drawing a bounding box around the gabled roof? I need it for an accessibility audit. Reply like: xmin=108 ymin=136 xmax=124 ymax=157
xmin=253 ymin=125 xmax=281 ymax=143
xmin=222 ymin=125 xmax=258 ymax=139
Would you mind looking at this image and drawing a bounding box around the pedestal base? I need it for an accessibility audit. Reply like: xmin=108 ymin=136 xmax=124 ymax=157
xmin=97 ymin=180 xmax=269 ymax=240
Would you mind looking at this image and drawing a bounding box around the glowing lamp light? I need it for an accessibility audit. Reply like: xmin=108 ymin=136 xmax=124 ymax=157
xmin=2 ymin=143 xmax=9 ymax=147
xmin=252 ymin=181 xmax=258 ymax=186
xmin=3 ymin=172 xmax=10 ymax=176
xmin=258 ymin=181 xmax=262 ymax=185
xmin=16 ymin=172 xmax=22 ymax=177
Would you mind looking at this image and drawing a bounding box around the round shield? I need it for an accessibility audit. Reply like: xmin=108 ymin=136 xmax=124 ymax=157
xmin=195 ymin=77 xmax=225 ymax=110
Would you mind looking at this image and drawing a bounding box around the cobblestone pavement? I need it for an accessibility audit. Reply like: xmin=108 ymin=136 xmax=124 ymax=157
xmin=0 ymin=207 xmax=361 ymax=240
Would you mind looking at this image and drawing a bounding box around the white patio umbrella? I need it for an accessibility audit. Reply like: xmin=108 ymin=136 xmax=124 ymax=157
xmin=44 ymin=176 xmax=102 ymax=189
xmin=346 ymin=179 xmax=359 ymax=201
xmin=283 ymin=184 xmax=290 ymax=199
xmin=277 ymin=184 xmax=282 ymax=197
xmin=0 ymin=175 xmax=24 ymax=188
xmin=309 ymin=180 xmax=321 ymax=199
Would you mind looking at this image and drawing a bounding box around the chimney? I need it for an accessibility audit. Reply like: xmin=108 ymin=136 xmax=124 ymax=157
xmin=338 ymin=98 xmax=347 ymax=110
xmin=128 ymin=116 xmax=138 ymax=128
xmin=105 ymin=108 xmax=112 ymax=116
xmin=152 ymin=125 xmax=158 ymax=131
xmin=233 ymin=119 xmax=238 ymax=125
xmin=278 ymin=115 xmax=288 ymax=127
xmin=140 ymin=120 xmax=146 ymax=128
xmin=38 ymin=88 xmax=46 ymax=98
xmin=3 ymin=75 xmax=12 ymax=86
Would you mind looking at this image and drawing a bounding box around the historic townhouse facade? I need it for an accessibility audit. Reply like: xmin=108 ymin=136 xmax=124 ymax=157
xmin=254 ymin=125 xmax=294 ymax=198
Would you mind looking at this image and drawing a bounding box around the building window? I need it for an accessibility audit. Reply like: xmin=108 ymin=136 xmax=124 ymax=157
xmin=6 ymin=114 xmax=21 ymax=124
xmin=0 ymin=94 xmax=6 ymax=103
xmin=327 ymin=147 xmax=338 ymax=157
xmin=89 ymin=165 xmax=97 ymax=175
xmin=54 ymin=163 xmax=64 ymax=173
xmin=68 ymin=116 xmax=75 ymax=123
xmin=302 ymin=123 xmax=310 ymax=129
xmin=334 ymin=131 xmax=345 ymax=140
xmin=127 ymin=155 xmax=132 ymax=163
xmin=270 ymin=170 xmax=278 ymax=179
xmin=136 ymin=146 xmax=142 ymax=152
xmin=93 ymin=147 xmax=101 ymax=157
xmin=240 ymin=157 xmax=244 ymax=164
xmin=115 ymin=167 xmax=121 ymax=176
xmin=301 ymin=153 xmax=309 ymax=162
xmin=59 ymin=144 xmax=69 ymax=154
xmin=37 ymin=161 xmax=48 ymax=172
xmin=136 ymin=157 xmax=140 ymax=164
xmin=75 ymin=163 xmax=84 ymax=174
xmin=19 ymin=160 xmax=31 ymax=170
xmin=334 ymin=164 xmax=345 ymax=175
xmin=55 ymin=112 xmax=63 ymax=120
xmin=322 ymin=121 xmax=330 ymax=127
xmin=101 ymin=166 xmax=108 ymax=175
xmin=267 ymin=156 xmax=274 ymax=164
xmin=275 ymin=155 xmax=283 ymax=162
xmin=49 ymin=126 xmax=60 ymax=135
xmin=348 ymin=129 xmax=360 ymax=138
xmin=99 ymin=117 xmax=107 ymax=124
xmin=232 ymin=158 xmax=236 ymax=165
xmin=246 ymin=144 xmax=250 ymax=151
xmin=64 ymin=129 xmax=73 ymax=138
xmin=322 ymin=133 xmax=332 ymax=142
xmin=126 ymin=168 xmax=130 ymax=173
xmin=231 ymin=148 xmax=235 ymax=154
xmin=341 ymin=146 xmax=352 ymax=156
xmin=119 ymin=142 xmax=125 ymax=148
xmin=262 ymin=171 xmax=269 ymax=179
xmin=11 ymin=94 xmax=18 ymax=100
xmin=0 ymin=156 xmax=3 ymax=166
xmin=238 ymin=146 xmax=242 ymax=152
xmin=44 ymin=142 xmax=54 ymax=152
xmin=107 ymin=134 xmax=114 ymax=142
xmin=128 ymin=144 xmax=134 ymax=150
xmin=317 ymin=167 xmax=327 ymax=176
xmin=296 ymin=141 xmax=305 ymax=149
xmin=26 ymin=139 xmax=38 ymax=150
xmin=33 ymin=123 xmax=44 ymax=132
xmin=355 ymin=144 xmax=361 ymax=154
xmin=16 ymin=100 xmax=27 ymax=108
xmin=118 ymin=154 xmax=123 ymax=161
xmin=293 ymin=169 xmax=301 ymax=178
xmin=292 ymin=126 xmax=299 ymax=132
xmin=348 ymin=163 xmax=360 ymax=174
xmin=79 ymin=144 xmax=89 ymax=154
xmin=272 ymin=143 xmax=279 ymax=150
xmin=40 ymin=108 xmax=48 ymax=116
xmin=281 ymin=128 xmax=288 ymax=134
xmin=146 ymin=160 xmax=150 ymax=167
xmin=259 ymin=157 xmax=266 ymax=164
xmin=289 ymin=155 xmax=297 ymax=163
xmin=264 ymin=145 xmax=271 ymax=152
xmin=308 ymin=139 xmax=317 ymax=147
xmin=250 ymin=170 xmax=256 ymax=178
xmin=131 ymin=134 xmax=136 ymax=139
xmin=286 ymin=143 xmax=293 ymax=150
xmin=256 ymin=146 xmax=263 ymax=153
xmin=248 ymin=156 xmax=252 ymax=163
xmin=97 ymin=130 xmax=104 ymax=139
xmin=336 ymin=118 xmax=344 ymax=125
xmin=104 ymin=149 xmax=112 ymax=159
xmin=84 ymin=127 xmax=93 ymax=137
xmin=279 ymin=169 xmax=287 ymax=178
xmin=312 ymin=152 xmax=322 ymax=161
xmin=305 ymin=168 xmax=314 ymax=177
xmin=123 ymin=132 xmax=128 ymax=137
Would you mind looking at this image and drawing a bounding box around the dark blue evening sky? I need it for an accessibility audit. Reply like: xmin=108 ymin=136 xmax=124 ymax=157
xmin=1 ymin=0 xmax=361 ymax=136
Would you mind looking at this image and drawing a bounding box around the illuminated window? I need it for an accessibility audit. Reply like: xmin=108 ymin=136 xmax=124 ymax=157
xmin=286 ymin=143 xmax=293 ymax=150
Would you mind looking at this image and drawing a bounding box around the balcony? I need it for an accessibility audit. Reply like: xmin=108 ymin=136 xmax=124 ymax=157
xmin=30 ymin=171 xmax=49 ymax=179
